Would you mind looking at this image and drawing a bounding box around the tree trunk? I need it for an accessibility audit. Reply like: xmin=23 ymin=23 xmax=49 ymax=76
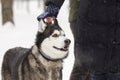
xmin=1 ymin=0 xmax=14 ymax=25
xmin=43 ymin=0 xmax=46 ymax=10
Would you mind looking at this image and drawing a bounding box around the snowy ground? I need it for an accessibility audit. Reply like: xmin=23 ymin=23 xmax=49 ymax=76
xmin=0 ymin=1 xmax=74 ymax=80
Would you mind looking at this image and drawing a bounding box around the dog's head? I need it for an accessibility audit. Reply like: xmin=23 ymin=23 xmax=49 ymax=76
xmin=35 ymin=18 xmax=71 ymax=60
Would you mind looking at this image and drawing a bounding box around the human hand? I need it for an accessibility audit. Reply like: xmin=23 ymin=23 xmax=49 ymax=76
xmin=37 ymin=4 xmax=59 ymax=21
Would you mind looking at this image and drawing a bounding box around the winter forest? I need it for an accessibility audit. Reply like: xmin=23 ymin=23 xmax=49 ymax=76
xmin=0 ymin=0 xmax=74 ymax=80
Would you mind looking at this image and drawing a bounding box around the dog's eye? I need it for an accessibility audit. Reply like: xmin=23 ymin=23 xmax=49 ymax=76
xmin=52 ymin=34 xmax=59 ymax=37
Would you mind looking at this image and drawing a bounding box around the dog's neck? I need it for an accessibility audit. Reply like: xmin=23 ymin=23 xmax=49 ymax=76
xmin=21 ymin=45 xmax=63 ymax=80
xmin=39 ymin=47 xmax=57 ymax=61
xmin=31 ymin=45 xmax=63 ymax=69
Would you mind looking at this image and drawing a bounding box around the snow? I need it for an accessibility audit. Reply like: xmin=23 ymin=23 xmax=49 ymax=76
xmin=0 ymin=1 xmax=74 ymax=80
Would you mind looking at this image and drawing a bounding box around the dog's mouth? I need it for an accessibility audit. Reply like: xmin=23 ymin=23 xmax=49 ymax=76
xmin=53 ymin=46 xmax=69 ymax=52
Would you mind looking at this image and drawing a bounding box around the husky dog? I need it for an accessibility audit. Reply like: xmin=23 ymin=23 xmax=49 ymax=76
xmin=1 ymin=18 xmax=71 ymax=80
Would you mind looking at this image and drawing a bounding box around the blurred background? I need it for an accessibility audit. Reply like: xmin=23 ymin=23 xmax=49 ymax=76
xmin=0 ymin=0 xmax=74 ymax=80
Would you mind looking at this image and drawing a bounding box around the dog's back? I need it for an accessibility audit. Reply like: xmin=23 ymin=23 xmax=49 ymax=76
xmin=2 ymin=47 xmax=29 ymax=80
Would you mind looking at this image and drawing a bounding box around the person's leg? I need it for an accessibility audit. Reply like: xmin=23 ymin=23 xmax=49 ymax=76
xmin=106 ymin=72 xmax=120 ymax=80
xmin=70 ymin=21 xmax=76 ymax=39
xmin=70 ymin=66 xmax=91 ymax=80
xmin=91 ymin=73 xmax=106 ymax=80
xmin=70 ymin=44 xmax=90 ymax=80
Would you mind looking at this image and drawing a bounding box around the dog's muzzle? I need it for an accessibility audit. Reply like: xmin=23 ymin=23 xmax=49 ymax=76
xmin=53 ymin=39 xmax=71 ymax=52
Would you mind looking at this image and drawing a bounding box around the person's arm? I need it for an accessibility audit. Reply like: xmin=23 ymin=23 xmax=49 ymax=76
xmin=37 ymin=0 xmax=65 ymax=21
xmin=46 ymin=0 xmax=64 ymax=9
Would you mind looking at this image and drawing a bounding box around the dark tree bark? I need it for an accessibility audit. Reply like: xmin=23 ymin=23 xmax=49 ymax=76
xmin=1 ymin=0 xmax=14 ymax=25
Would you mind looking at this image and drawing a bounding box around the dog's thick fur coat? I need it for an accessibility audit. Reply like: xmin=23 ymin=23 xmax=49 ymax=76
xmin=2 ymin=46 xmax=62 ymax=80
xmin=1 ymin=19 xmax=70 ymax=80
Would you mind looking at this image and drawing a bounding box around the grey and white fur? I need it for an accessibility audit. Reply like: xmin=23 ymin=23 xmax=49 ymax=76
xmin=1 ymin=18 xmax=71 ymax=80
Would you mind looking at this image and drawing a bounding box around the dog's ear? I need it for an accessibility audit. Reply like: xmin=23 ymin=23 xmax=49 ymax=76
xmin=52 ymin=18 xmax=58 ymax=26
xmin=38 ymin=19 xmax=47 ymax=33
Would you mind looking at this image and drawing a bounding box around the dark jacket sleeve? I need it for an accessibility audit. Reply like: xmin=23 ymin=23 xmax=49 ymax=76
xmin=45 ymin=0 xmax=65 ymax=8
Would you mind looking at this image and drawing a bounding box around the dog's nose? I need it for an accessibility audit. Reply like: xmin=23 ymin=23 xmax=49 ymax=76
xmin=64 ymin=39 xmax=71 ymax=45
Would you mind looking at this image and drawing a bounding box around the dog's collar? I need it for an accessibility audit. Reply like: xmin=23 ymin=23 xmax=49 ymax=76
xmin=39 ymin=48 xmax=60 ymax=61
